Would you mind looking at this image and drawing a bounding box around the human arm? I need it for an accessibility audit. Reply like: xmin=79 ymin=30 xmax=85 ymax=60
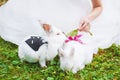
xmin=78 ymin=0 xmax=103 ymax=32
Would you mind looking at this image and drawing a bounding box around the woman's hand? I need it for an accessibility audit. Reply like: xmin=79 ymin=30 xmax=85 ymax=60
xmin=78 ymin=0 xmax=103 ymax=32
xmin=77 ymin=17 xmax=90 ymax=32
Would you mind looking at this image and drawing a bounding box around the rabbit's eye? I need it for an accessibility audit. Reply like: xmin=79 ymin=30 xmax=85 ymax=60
xmin=57 ymin=33 xmax=60 ymax=35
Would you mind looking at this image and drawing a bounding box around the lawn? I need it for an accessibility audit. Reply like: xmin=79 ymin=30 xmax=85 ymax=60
xmin=0 ymin=37 xmax=120 ymax=80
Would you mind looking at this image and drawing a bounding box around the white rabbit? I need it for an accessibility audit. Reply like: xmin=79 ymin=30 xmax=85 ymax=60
xmin=18 ymin=22 xmax=66 ymax=67
xmin=58 ymin=32 xmax=95 ymax=73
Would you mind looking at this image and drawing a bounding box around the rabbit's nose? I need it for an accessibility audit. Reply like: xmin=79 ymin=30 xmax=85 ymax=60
xmin=62 ymin=32 xmax=67 ymax=37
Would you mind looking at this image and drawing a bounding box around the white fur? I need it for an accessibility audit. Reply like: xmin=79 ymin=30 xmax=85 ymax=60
xmin=18 ymin=24 xmax=66 ymax=67
xmin=58 ymin=32 xmax=95 ymax=73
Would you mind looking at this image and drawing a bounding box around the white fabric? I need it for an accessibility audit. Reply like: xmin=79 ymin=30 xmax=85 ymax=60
xmin=0 ymin=0 xmax=120 ymax=49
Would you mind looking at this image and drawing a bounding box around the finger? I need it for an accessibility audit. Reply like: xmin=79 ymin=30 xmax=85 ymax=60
xmin=78 ymin=22 xmax=84 ymax=31
xmin=79 ymin=21 xmax=84 ymax=28
xmin=82 ymin=22 xmax=88 ymax=29
xmin=83 ymin=24 xmax=90 ymax=32
xmin=79 ymin=23 xmax=87 ymax=31
xmin=78 ymin=26 xmax=84 ymax=31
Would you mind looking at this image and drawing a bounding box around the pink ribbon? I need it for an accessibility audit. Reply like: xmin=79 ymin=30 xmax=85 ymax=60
xmin=65 ymin=34 xmax=85 ymax=44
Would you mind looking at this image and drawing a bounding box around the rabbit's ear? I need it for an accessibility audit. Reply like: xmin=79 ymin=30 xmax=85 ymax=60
xmin=58 ymin=48 xmax=64 ymax=57
xmin=42 ymin=24 xmax=51 ymax=32
xmin=38 ymin=20 xmax=51 ymax=32
xmin=70 ymin=47 xmax=75 ymax=57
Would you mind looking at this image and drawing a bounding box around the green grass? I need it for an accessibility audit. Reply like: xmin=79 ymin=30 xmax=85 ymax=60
xmin=0 ymin=37 xmax=120 ymax=80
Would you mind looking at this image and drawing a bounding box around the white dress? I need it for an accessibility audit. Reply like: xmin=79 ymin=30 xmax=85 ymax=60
xmin=0 ymin=0 xmax=120 ymax=49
